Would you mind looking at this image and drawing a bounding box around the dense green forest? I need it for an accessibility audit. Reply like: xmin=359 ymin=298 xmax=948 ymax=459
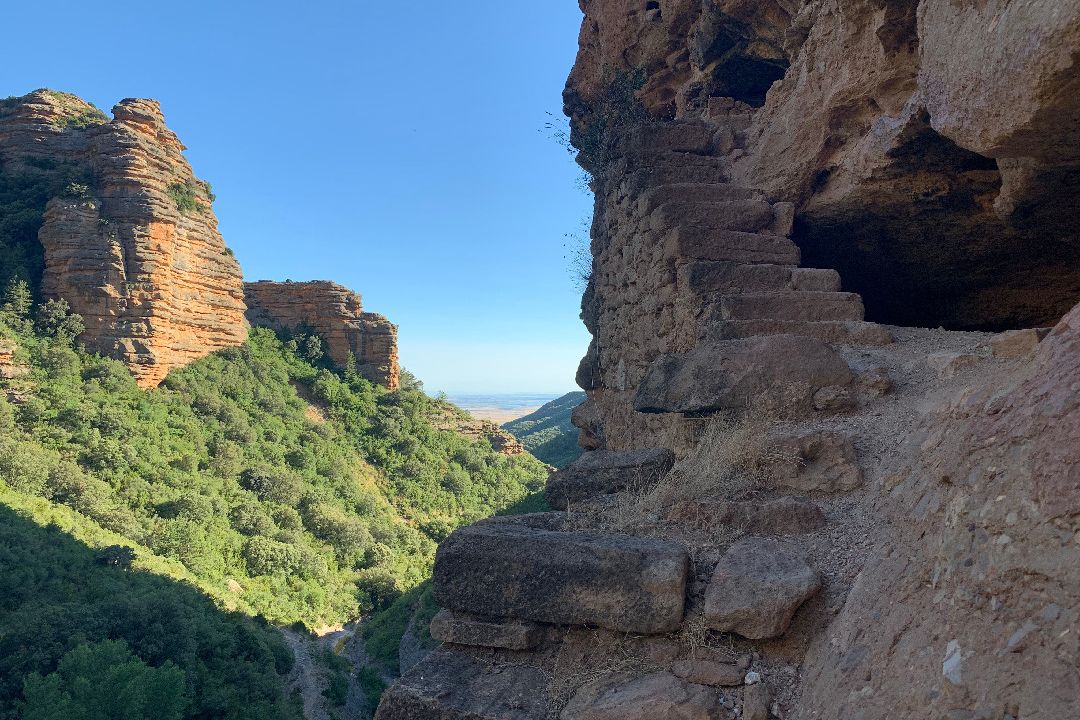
xmin=0 ymin=281 xmax=548 ymax=718
xmin=503 ymin=391 xmax=586 ymax=468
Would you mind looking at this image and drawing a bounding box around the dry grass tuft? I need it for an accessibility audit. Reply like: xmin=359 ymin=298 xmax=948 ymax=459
xmin=546 ymin=630 xmax=653 ymax=718
xmin=592 ymin=410 xmax=788 ymax=533
xmin=679 ymin=609 xmax=708 ymax=654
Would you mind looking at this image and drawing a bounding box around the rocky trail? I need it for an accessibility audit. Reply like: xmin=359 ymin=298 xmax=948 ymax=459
xmin=283 ymin=623 xmax=387 ymax=720
xmin=374 ymin=103 xmax=1076 ymax=718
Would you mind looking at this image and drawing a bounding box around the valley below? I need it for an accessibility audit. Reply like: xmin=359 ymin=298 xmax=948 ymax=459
xmin=2 ymin=0 xmax=1079 ymax=718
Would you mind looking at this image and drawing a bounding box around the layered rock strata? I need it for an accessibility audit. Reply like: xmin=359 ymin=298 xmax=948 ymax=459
xmin=566 ymin=0 xmax=1080 ymax=331
xmin=244 ymin=280 xmax=400 ymax=389
xmin=0 ymin=90 xmax=248 ymax=387
xmin=376 ymin=1 xmax=1080 ymax=718
xmin=572 ymin=117 xmax=889 ymax=452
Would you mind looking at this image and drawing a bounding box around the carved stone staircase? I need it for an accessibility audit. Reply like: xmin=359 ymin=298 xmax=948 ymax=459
xmin=375 ymin=119 xmax=893 ymax=719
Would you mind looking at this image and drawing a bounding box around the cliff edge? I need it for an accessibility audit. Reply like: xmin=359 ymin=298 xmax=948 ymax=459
xmin=0 ymin=90 xmax=247 ymax=387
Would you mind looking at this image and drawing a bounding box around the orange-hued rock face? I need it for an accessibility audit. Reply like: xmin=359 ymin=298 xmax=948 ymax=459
xmin=244 ymin=280 xmax=400 ymax=390
xmin=565 ymin=0 xmax=1080 ymax=331
xmin=1 ymin=90 xmax=248 ymax=387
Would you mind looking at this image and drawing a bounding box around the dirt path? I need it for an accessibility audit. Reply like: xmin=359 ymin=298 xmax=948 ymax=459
xmin=282 ymin=624 xmax=377 ymax=720
xmin=282 ymin=628 xmax=332 ymax=720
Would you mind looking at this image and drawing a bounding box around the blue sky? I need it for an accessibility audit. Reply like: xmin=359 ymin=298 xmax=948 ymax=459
xmin=0 ymin=1 xmax=593 ymax=394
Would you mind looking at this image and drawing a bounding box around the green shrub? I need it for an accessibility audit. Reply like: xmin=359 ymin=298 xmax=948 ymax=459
xmin=0 ymin=320 xmax=547 ymax=630
xmin=166 ymin=180 xmax=203 ymax=213
xmin=230 ymin=501 xmax=277 ymax=536
xmin=35 ymin=299 xmax=84 ymax=344
xmin=240 ymin=467 xmax=302 ymax=505
xmin=303 ymin=502 xmax=374 ymax=561
xmin=242 ymin=536 xmax=301 ymax=576
xmin=21 ymin=639 xmax=186 ymax=720
xmin=357 ymin=667 xmax=386 ymax=710
xmin=322 ymin=673 xmax=348 ymax=707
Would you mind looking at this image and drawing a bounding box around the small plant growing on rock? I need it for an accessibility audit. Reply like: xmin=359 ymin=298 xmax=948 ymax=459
xmin=42 ymin=90 xmax=109 ymax=130
xmin=573 ymin=67 xmax=650 ymax=177
xmin=196 ymin=179 xmax=216 ymax=201
xmin=62 ymin=182 xmax=93 ymax=200
xmin=59 ymin=106 xmax=109 ymax=130
xmin=167 ymin=180 xmax=204 ymax=213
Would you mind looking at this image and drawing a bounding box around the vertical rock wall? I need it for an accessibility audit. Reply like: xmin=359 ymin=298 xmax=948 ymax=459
xmin=566 ymin=0 xmax=1080 ymax=332
xmin=0 ymin=90 xmax=248 ymax=387
xmin=244 ymin=280 xmax=400 ymax=389
xmin=566 ymin=0 xmax=1080 ymax=450
xmin=552 ymin=2 xmax=1080 ymax=718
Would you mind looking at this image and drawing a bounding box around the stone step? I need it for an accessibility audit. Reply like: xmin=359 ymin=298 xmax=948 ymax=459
xmin=680 ymin=261 xmax=841 ymax=295
xmin=562 ymin=672 xmax=724 ymax=720
xmin=635 ymin=335 xmax=855 ymax=415
xmin=429 ymin=609 xmax=543 ymax=651
xmin=618 ymin=158 xmax=731 ymax=187
xmin=620 ymin=122 xmax=716 ymax=156
xmin=433 ymin=515 xmax=689 ymax=634
xmin=637 ymin=183 xmax=763 ymax=215
xmin=716 ymin=291 xmax=866 ymax=322
xmin=545 ymin=448 xmax=675 ymax=510
xmin=672 ymin=647 xmax=751 ymax=687
xmin=652 ymin=199 xmax=776 ymax=234
xmin=375 ymin=650 xmax=549 ymax=720
xmin=706 ymin=319 xmax=894 ymax=346
xmin=703 ymin=537 xmax=821 ymax=640
xmin=792 ymin=267 xmax=843 ymax=292
xmin=670 ymin=227 xmax=800 ymax=265
xmin=667 ymin=497 xmax=826 ymax=534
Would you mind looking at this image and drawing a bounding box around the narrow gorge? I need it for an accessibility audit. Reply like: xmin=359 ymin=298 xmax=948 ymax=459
xmin=377 ymin=1 xmax=1080 ymax=718
xmin=0 ymin=88 xmax=550 ymax=720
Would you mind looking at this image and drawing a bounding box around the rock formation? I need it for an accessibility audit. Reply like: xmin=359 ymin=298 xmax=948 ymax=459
xmin=0 ymin=339 xmax=27 ymax=381
xmin=376 ymin=1 xmax=1080 ymax=718
xmin=0 ymin=90 xmax=248 ymax=387
xmin=566 ymin=0 xmax=1080 ymax=332
xmin=244 ymin=280 xmax=400 ymax=389
xmin=1 ymin=91 xmax=403 ymax=391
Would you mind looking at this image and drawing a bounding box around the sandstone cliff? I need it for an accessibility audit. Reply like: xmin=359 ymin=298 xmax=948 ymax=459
xmin=1 ymin=91 xmax=403 ymax=391
xmin=375 ymin=2 xmax=1080 ymax=718
xmin=244 ymin=280 xmax=400 ymax=390
xmin=0 ymin=90 xmax=247 ymax=387
xmin=566 ymin=0 xmax=1080 ymax=332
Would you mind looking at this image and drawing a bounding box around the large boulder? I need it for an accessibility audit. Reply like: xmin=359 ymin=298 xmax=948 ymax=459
xmin=635 ymin=335 xmax=854 ymax=415
xmin=375 ymin=650 xmax=548 ymax=720
xmin=546 ymin=448 xmax=676 ymax=510
xmin=703 ymin=538 xmax=821 ymax=640
xmin=433 ymin=517 xmax=689 ymax=634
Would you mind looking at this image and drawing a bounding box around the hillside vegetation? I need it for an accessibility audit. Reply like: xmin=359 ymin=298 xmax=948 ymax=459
xmin=0 ymin=281 xmax=548 ymax=718
xmin=503 ymin=391 xmax=586 ymax=468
